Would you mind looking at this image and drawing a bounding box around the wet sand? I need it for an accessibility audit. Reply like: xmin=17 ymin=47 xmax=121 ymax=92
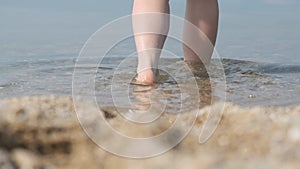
xmin=0 ymin=96 xmax=299 ymax=169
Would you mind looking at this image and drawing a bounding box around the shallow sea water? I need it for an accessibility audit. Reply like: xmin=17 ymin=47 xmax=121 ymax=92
xmin=1 ymin=56 xmax=300 ymax=168
xmin=0 ymin=56 xmax=299 ymax=113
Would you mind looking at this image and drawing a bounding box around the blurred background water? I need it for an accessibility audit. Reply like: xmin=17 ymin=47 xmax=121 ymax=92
xmin=0 ymin=0 xmax=299 ymax=108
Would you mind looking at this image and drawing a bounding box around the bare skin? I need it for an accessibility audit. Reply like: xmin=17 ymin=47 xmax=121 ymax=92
xmin=132 ymin=0 xmax=219 ymax=84
xmin=132 ymin=0 xmax=170 ymax=84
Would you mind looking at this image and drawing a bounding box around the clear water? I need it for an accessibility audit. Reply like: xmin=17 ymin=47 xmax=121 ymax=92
xmin=0 ymin=1 xmax=299 ymax=112
xmin=0 ymin=56 xmax=299 ymax=114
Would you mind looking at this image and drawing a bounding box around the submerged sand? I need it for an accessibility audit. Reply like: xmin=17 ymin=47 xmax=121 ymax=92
xmin=0 ymin=96 xmax=299 ymax=169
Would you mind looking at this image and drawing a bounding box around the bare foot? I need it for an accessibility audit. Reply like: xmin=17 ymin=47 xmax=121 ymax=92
xmin=136 ymin=69 xmax=158 ymax=85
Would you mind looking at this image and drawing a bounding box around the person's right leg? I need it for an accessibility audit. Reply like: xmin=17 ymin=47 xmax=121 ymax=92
xmin=183 ymin=0 xmax=219 ymax=65
xmin=132 ymin=0 xmax=170 ymax=84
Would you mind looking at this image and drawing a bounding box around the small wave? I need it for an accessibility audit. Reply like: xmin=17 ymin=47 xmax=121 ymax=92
xmin=258 ymin=64 xmax=300 ymax=74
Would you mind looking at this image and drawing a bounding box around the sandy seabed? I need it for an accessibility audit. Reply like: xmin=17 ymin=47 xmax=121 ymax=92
xmin=0 ymin=96 xmax=299 ymax=169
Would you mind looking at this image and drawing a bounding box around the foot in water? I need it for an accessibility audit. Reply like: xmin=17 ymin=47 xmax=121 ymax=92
xmin=136 ymin=69 xmax=158 ymax=85
xmin=184 ymin=60 xmax=209 ymax=78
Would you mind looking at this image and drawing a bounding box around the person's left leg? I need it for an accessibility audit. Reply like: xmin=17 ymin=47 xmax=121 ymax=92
xmin=183 ymin=0 xmax=219 ymax=64
xmin=132 ymin=0 xmax=170 ymax=84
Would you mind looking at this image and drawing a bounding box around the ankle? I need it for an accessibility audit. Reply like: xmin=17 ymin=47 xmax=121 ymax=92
xmin=136 ymin=69 xmax=158 ymax=85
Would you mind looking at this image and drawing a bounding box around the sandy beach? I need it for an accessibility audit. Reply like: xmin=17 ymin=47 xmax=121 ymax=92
xmin=1 ymin=1 xmax=300 ymax=168
xmin=0 ymin=96 xmax=299 ymax=169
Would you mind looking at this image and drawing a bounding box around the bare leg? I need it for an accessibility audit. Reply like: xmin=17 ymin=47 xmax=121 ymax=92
xmin=183 ymin=0 xmax=219 ymax=64
xmin=132 ymin=0 xmax=170 ymax=84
